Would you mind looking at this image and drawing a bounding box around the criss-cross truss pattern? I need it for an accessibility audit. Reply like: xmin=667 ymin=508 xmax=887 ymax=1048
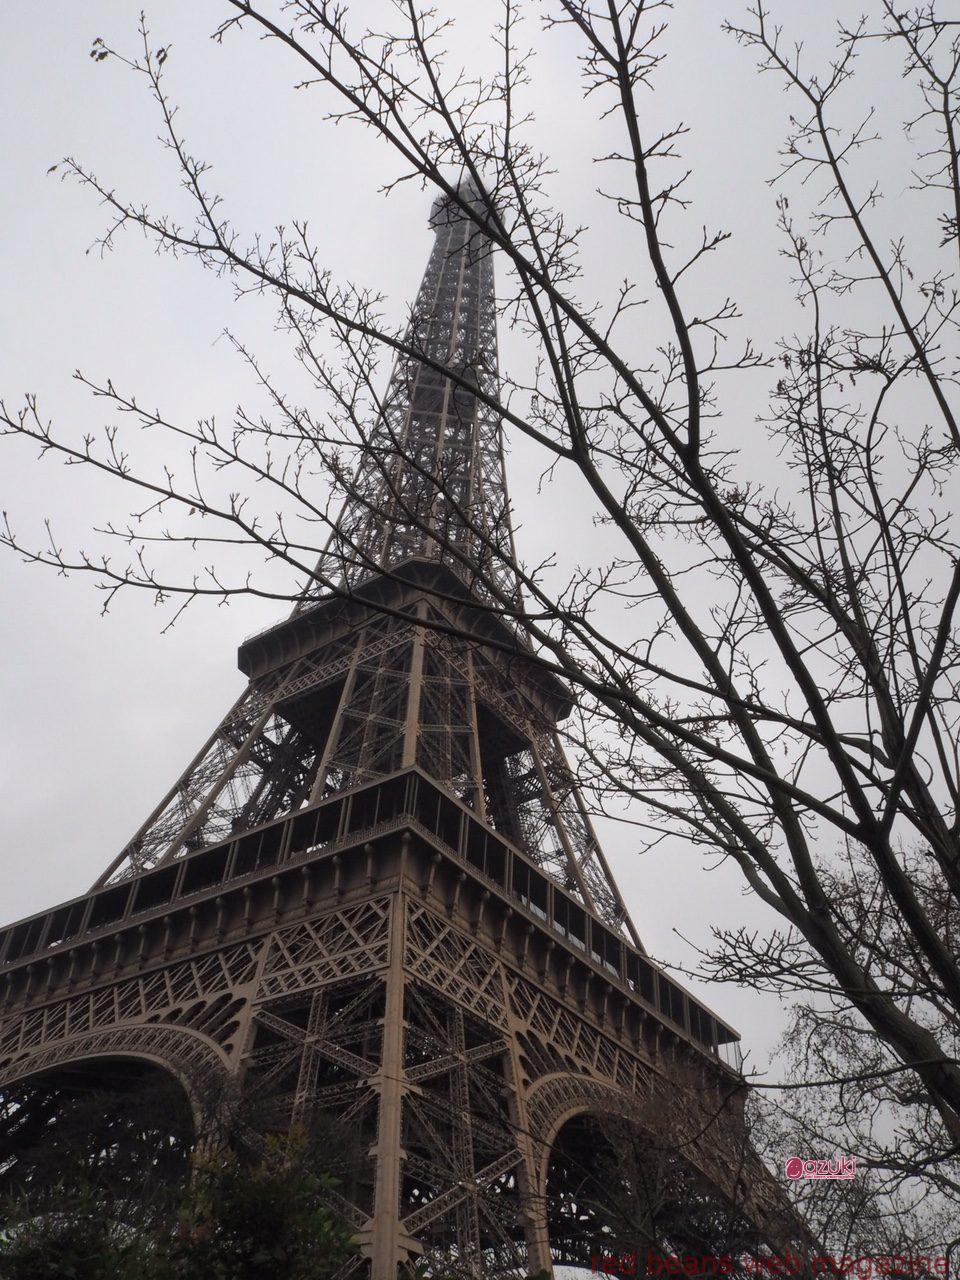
xmin=94 ymin=185 xmax=638 ymax=945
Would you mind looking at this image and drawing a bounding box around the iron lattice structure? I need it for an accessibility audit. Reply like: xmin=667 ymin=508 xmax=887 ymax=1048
xmin=93 ymin=187 xmax=637 ymax=944
xmin=0 ymin=185 xmax=810 ymax=1277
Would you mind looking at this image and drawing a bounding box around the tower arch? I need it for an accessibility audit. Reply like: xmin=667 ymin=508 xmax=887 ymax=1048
xmin=0 ymin=1020 xmax=231 ymax=1123
xmin=0 ymin=1041 xmax=203 ymax=1219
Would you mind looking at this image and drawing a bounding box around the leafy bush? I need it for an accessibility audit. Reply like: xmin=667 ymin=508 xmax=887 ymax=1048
xmin=161 ymin=1133 xmax=356 ymax=1280
xmin=0 ymin=1133 xmax=356 ymax=1280
xmin=0 ymin=1187 xmax=151 ymax=1280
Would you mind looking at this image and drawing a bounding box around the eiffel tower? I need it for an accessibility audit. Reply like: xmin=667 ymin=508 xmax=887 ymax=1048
xmin=0 ymin=185 xmax=806 ymax=1276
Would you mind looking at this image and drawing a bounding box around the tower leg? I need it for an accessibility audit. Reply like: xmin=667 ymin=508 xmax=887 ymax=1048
xmin=504 ymin=1006 xmax=552 ymax=1276
xmin=366 ymin=893 xmax=420 ymax=1279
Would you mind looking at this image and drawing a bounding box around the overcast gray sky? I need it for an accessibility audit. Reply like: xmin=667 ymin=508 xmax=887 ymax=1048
xmin=0 ymin=0 xmax=919 ymax=1078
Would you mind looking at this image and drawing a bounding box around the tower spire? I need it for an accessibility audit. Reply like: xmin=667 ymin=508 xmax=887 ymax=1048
xmin=302 ymin=179 xmax=518 ymax=605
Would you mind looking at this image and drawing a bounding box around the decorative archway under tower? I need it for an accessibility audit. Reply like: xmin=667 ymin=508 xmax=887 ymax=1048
xmin=541 ymin=1092 xmax=772 ymax=1275
xmin=0 ymin=1044 xmax=200 ymax=1224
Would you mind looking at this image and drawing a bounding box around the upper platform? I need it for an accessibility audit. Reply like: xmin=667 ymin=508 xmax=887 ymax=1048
xmin=238 ymin=555 xmax=573 ymax=726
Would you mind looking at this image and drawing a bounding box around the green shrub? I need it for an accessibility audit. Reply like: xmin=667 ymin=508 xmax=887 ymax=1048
xmin=0 ymin=1133 xmax=356 ymax=1280
xmin=0 ymin=1187 xmax=152 ymax=1280
xmin=158 ymin=1133 xmax=356 ymax=1280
